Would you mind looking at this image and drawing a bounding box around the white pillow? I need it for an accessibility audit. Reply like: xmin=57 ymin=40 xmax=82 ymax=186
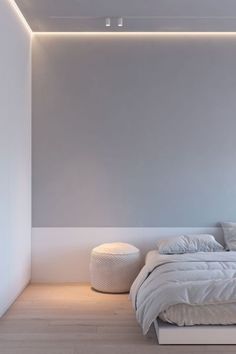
xmin=221 ymin=222 xmax=236 ymax=251
xmin=157 ymin=234 xmax=224 ymax=254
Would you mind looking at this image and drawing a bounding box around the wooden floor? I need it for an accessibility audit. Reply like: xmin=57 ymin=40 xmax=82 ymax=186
xmin=1 ymin=284 xmax=236 ymax=354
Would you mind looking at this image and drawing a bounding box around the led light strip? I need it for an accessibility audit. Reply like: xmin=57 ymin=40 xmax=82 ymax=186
xmin=33 ymin=32 xmax=236 ymax=36
xmin=8 ymin=0 xmax=32 ymax=34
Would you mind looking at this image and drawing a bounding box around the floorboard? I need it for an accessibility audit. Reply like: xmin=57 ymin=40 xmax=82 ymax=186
xmin=0 ymin=284 xmax=235 ymax=354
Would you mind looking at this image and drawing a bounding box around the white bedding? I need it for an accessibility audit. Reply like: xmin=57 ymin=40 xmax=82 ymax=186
xmin=130 ymin=251 xmax=236 ymax=334
xmin=159 ymin=303 xmax=236 ymax=326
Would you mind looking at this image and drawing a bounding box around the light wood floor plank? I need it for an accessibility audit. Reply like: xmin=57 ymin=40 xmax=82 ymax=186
xmin=0 ymin=284 xmax=235 ymax=353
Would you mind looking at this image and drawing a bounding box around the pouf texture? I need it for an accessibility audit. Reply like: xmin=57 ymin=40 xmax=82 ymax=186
xmin=90 ymin=242 xmax=141 ymax=293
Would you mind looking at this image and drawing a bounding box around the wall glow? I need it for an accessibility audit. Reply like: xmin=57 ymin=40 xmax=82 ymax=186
xmin=7 ymin=0 xmax=32 ymax=34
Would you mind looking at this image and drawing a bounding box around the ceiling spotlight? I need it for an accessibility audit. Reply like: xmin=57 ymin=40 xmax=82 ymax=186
xmin=105 ymin=18 xmax=111 ymax=27
xmin=118 ymin=17 xmax=123 ymax=27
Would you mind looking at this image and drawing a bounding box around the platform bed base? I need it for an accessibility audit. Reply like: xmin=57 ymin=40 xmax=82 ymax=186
xmin=154 ymin=319 xmax=236 ymax=345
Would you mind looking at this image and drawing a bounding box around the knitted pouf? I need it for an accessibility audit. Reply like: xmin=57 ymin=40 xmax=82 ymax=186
xmin=90 ymin=242 xmax=141 ymax=293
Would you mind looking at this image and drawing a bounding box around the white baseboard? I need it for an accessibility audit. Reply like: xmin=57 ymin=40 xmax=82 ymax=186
xmin=32 ymin=227 xmax=224 ymax=283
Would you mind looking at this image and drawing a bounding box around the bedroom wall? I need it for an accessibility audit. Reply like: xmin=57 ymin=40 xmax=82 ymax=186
xmin=0 ymin=0 xmax=31 ymax=315
xmin=32 ymin=34 xmax=236 ymax=282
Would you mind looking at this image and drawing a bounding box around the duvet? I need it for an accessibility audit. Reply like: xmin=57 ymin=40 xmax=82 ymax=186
xmin=130 ymin=251 xmax=236 ymax=334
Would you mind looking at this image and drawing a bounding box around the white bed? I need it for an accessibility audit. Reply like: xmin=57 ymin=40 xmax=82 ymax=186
xmin=130 ymin=250 xmax=236 ymax=344
xmin=154 ymin=319 xmax=236 ymax=345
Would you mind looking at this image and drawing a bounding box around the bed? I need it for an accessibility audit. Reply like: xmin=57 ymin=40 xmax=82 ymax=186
xmin=130 ymin=250 xmax=236 ymax=344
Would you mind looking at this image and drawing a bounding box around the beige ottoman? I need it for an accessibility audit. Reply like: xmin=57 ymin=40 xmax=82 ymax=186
xmin=90 ymin=242 xmax=141 ymax=293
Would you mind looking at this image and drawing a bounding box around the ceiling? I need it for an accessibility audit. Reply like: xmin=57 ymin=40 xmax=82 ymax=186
xmin=15 ymin=0 xmax=236 ymax=32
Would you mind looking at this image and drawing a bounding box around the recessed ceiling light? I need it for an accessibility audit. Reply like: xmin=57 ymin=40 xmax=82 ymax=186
xmin=118 ymin=18 xmax=123 ymax=27
xmin=105 ymin=18 xmax=111 ymax=27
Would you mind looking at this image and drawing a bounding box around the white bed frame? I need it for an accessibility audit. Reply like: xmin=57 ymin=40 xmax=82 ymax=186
xmin=154 ymin=319 xmax=236 ymax=344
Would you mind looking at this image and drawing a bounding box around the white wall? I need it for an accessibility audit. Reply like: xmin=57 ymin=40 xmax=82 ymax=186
xmin=0 ymin=0 xmax=31 ymax=316
xmin=32 ymin=227 xmax=224 ymax=282
xmin=31 ymin=34 xmax=236 ymax=283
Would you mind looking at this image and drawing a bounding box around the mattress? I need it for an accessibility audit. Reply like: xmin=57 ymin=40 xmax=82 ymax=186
xmin=159 ymin=303 xmax=236 ymax=326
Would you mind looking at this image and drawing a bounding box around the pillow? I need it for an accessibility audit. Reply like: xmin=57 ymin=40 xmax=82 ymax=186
xmin=157 ymin=234 xmax=224 ymax=254
xmin=221 ymin=222 xmax=236 ymax=251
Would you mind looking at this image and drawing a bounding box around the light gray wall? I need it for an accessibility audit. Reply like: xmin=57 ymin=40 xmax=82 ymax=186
xmin=32 ymin=35 xmax=236 ymax=227
xmin=0 ymin=0 xmax=31 ymax=316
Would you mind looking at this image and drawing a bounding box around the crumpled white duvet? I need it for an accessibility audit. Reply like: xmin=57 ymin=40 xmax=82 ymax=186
xmin=130 ymin=251 xmax=236 ymax=334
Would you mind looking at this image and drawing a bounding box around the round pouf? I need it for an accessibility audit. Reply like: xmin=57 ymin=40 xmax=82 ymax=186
xmin=90 ymin=242 xmax=141 ymax=293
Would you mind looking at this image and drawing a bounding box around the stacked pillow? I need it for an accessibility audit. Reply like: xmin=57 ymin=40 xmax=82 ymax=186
xmin=221 ymin=222 xmax=236 ymax=251
xmin=157 ymin=234 xmax=224 ymax=254
xmin=156 ymin=222 xmax=236 ymax=254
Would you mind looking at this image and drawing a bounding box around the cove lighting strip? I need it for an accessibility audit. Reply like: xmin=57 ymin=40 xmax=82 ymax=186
xmin=33 ymin=32 xmax=236 ymax=36
xmin=8 ymin=0 xmax=32 ymax=34
xmin=7 ymin=0 xmax=236 ymax=37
